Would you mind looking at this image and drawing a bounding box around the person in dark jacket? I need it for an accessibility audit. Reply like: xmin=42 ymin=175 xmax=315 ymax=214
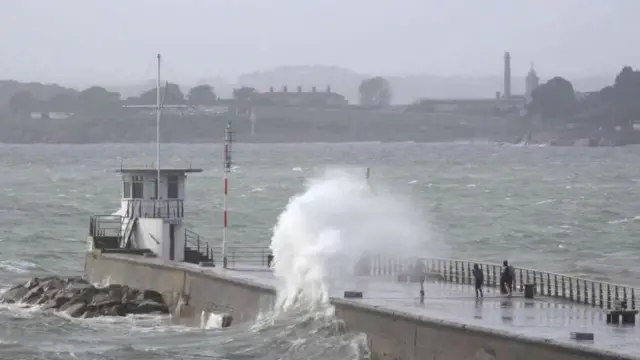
xmin=502 ymin=260 xmax=514 ymax=296
xmin=472 ymin=264 xmax=484 ymax=298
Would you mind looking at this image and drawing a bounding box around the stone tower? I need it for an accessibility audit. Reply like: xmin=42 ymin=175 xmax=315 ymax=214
xmin=503 ymin=52 xmax=512 ymax=100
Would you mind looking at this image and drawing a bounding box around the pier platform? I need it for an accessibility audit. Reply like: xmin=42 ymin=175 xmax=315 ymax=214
xmin=86 ymin=253 xmax=640 ymax=360
xmin=202 ymin=264 xmax=640 ymax=358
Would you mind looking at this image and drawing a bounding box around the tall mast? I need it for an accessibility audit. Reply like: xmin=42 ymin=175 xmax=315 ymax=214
xmin=222 ymin=115 xmax=233 ymax=268
xmin=156 ymin=53 xmax=161 ymax=197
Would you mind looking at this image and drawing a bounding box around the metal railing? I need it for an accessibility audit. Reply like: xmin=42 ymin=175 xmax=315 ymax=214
xmin=181 ymin=234 xmax=272 ymax=268
xmin=184 ymin=229 xmax=213 ymax=262
xmin=89 ymin=215 xmax=122 ymax=238
xmin=210 ymin=246 xmax=273 ymax=268
xmin=124 ymin=199 xmax=184 ymax=219
xmin=174 ymin=242 xmax=638 ymax=311
xmin=365 ymin=255 xmax=639 ymax=311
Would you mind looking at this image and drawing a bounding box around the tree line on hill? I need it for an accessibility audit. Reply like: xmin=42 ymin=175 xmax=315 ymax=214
xmin=527 ymin=66 xmax=640 ymax=130
xmin=4 ymin=74 xmax=397 ymax=117
xmin=6 ymin=83 xmax=220 ymax=116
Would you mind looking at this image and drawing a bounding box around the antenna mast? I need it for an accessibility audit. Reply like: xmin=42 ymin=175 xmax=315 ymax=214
xmin=222 ymin=116 xmax=234 ymax=268
xmin=156 ymin=54 xmax=161 ymax=197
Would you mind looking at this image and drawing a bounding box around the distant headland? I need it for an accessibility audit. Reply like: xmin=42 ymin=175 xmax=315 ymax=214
xmin=0 ymin=57 xmax=639 ymax=145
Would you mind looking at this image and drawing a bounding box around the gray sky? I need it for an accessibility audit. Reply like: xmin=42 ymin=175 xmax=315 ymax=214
xmin=1 ymin=0 xmax=638 ymax=86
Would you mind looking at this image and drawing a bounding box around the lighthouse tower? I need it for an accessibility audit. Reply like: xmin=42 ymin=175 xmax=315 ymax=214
xmin=525 ymin=63 xmax=540 ymax=103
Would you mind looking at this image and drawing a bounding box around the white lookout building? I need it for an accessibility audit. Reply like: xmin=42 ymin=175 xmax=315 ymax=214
xmin=88 ymin=167 xmax=213 ymax=264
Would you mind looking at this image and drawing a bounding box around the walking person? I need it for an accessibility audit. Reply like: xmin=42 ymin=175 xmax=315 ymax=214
xmin=472 ymin=264 xmax=484 ymax=298
xmin=502 ymin=260 xmax=514 ymax=297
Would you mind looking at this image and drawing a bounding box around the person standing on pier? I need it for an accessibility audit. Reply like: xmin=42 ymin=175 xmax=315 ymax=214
xmin=472 ymin=264 xmax=484 ymax=298
xmin=502 ymin=260 xmax=514 ymax=297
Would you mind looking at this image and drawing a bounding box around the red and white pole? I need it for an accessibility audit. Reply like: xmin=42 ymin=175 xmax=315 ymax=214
xmin=222 ymin=120 xmax=232 ymax=268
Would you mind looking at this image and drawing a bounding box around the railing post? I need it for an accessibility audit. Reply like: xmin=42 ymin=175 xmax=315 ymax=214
xmin=591 ymin=282 xmax=595 ymax=306
xmin=583 ymin=280 xmax=588 ymax=305
xmin=519 ymin=269 xmax=524 ymax=292
xmin=554 ymin=274 xmax=558 ymax=297
xmin=492 ymin=265 xmax=497 ymax=286
xmin=576 ymin=278 xmax=581 ymax=302
xmin=197 ymin=235 xmax=200 ymax=253
xmin=547 ymin=273 xmax=551 ymax=296
xmin=623 ymin=287 xmax=628 ymax=309
xmin=561 ymin=276 xmax=566 ymax=298
xmin=443 ymin=261 xmax=448 ymax=280
xmin=599 ymin=283 xmax=604 ymax=308
xmin=632 ymin=289 xmax=636 ymax=310
xmin=448 ymin=261 xmax=453 ymax=282
xmin=607 ymin=284 xmax=612 ymax=309
xmin=532 ymin=271 xmax=536 ymax=293
xmin=569 ymin=278 xmax=574 ymax=301
xmin=537 ymin=272 xmax=542 ymax=295
xmin=455 ymin=261 xmax=460 ymax=284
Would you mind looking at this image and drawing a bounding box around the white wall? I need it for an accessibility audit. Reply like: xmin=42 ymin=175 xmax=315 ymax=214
xmin=132 ymin=218 xmax=185 ymax=262
xmin=134 ymin=218 xmax=164 ymax=255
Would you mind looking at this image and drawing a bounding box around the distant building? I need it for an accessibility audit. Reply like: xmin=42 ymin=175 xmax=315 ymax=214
xmin=525 ymin=64 xmax=540 ymax=103
xmin=254 ymin=86 xmax=348 ymax=107
xmin=30 ymin=111 xmax=73 ymax=119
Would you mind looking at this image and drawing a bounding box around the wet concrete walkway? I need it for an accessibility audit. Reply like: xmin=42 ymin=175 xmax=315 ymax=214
xmin=203 ymin=265 xmax=640 ymax=358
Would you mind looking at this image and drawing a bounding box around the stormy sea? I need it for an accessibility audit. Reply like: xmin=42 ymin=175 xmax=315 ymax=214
xmin=0 ymin=141 xmax=639 ymax=359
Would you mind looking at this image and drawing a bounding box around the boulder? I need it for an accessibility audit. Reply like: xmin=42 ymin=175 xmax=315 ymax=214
xmin=1 ymin=276 xmax=171 ymax=319
xmin=1 ymin=285 xmax=28 ymax=304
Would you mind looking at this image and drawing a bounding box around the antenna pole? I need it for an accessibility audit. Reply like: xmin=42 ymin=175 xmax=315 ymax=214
xmin=156 ymin=53 xmax=161 ymax=199
xmin=222 ymin=117 xmax=233 ymax=268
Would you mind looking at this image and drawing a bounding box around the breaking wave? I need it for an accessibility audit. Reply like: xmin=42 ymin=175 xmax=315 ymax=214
xmin=258 ymin=168 xmax=431 ymax=359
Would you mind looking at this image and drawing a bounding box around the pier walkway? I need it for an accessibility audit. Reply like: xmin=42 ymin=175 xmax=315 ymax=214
xmin=206 ymin=265 xmax=639 ymax=358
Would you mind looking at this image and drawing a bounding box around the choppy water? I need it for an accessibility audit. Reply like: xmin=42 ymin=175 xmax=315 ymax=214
xmin=1 ymin=142 xmax=639 ymax=359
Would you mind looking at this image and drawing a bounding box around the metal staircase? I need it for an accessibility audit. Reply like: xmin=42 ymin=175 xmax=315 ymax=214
xmin=184 ymin=229 xmax=213 ymax=265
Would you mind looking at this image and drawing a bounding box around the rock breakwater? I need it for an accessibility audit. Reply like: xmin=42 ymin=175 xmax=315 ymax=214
xmin=1 ymin=276 xmax=170 ymax=318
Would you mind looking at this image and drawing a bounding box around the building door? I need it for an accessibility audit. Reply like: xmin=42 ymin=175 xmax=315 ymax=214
xmin=169 ymin=224 xmax=175 ymax=261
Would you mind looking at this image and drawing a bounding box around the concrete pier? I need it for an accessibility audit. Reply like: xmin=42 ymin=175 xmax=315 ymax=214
xmin=85 ymin=251 xmax=640 ymax=360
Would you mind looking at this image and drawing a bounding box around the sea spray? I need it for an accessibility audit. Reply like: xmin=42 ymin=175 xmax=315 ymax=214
xmin=270 ymin=168 xmax=432 ymax=313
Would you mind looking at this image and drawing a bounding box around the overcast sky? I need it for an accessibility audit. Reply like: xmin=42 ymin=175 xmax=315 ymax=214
xmin=1 ymin=0 xmax=638 ymax=86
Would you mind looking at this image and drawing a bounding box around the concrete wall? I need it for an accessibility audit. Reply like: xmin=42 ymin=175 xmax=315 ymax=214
xmin=84 ymin=252 xmax=632 ymax=360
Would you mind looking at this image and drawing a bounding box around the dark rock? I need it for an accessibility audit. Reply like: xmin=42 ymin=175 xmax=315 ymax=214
xmin=22 ymin=284 xmax=46 ymax=304
xmin=65 ymin=302 xmax=87 ymax=317
xmin=139 ymin=290 xmax=164 ymax=305
xmin=132 ymin=300 xmax=169 ymax=314
xmin=1 ymin=285 xmax=28 ymax=304
xmin=1 ymin=276 xmax=171 ymax=320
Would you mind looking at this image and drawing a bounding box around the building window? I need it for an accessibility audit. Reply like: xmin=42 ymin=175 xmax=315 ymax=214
xmin=150 ymin=178 xmax=158 ymax=199
xmin=167 ymin=175 xmax=179 ymax=199
xmin=131 ymin=175 xmax=144 ymax=199
xmin=123 ymin=181 xmax=131 ymax=198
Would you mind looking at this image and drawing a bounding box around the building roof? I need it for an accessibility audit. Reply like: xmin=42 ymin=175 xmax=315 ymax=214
xmin=115 ymin=168 xmax=203 ymax=174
